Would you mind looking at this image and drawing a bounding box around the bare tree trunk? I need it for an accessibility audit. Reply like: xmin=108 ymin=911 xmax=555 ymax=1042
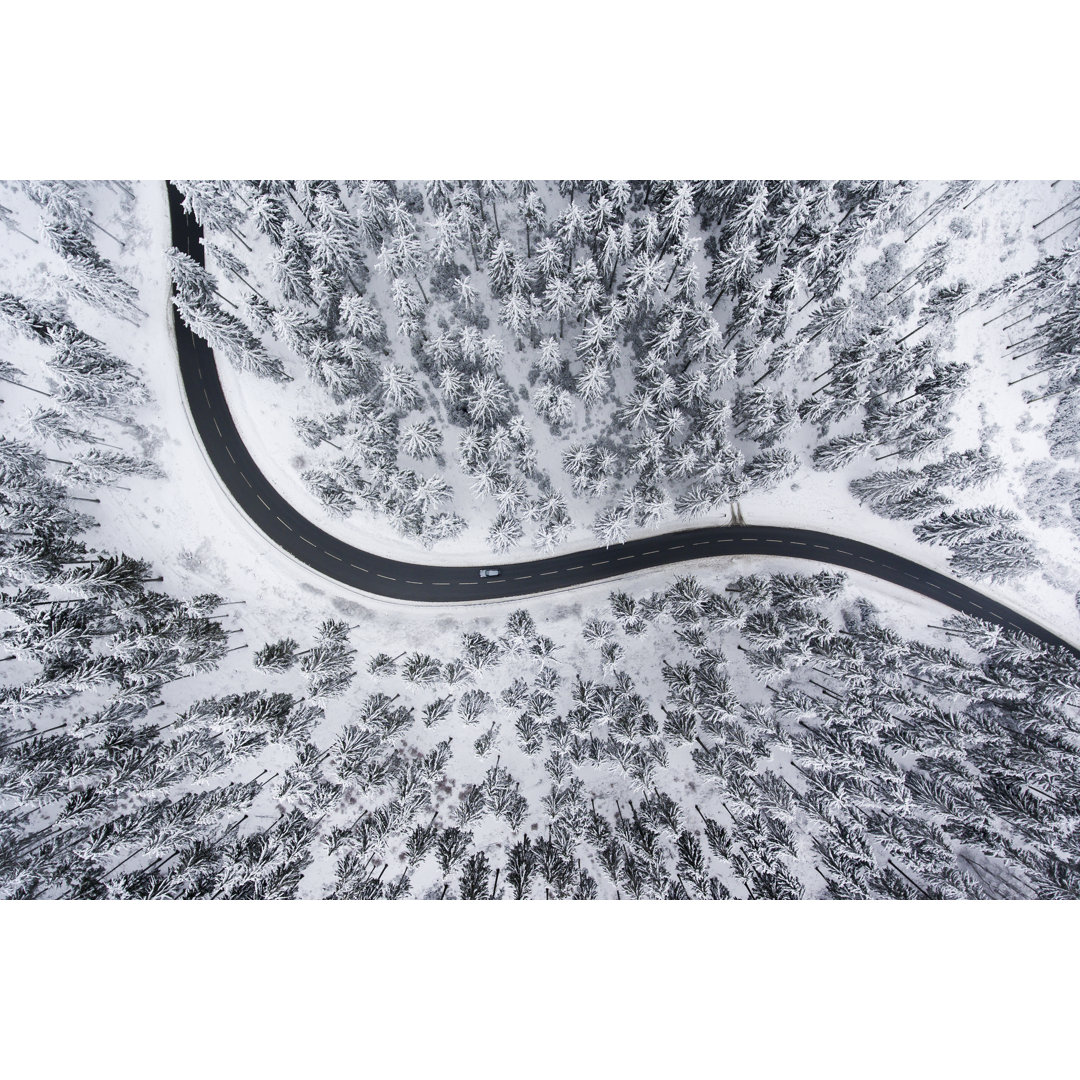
xmin=1 ymin=721 xmax=68 ymax=747
xmin=1007 ymin=331 xmax=1042 ymax=351
xmin=1040 ymin=213 xmax=1080 ymax=242
xmin=983 ymin=297 xmax=1030 ymax=326
xmin=0 ymin=375 xmax=51 ymax=397
xmin=895 ymin=323 xmax=926 ymax=345
xmin=904 ymin=185 xmax=953 ymax=231
xmin=101 ymin=848 xmax=143 ymax=880
xmin=0 ymin=206 xmax=39 ymax=244
xmin=1028 ymin=387 xmax=1067 ymax=403
xmin=87 ymin=214 xmax=125 ymax=249
xmin=872 ymin=254 xmax=936 ymax=302
xmin=887 ymin=858 xmax=931 ymax=898
xmin=1008 ymin=364 xmax=1057 ymax=386
xmin=285 ymin=186 xmax=314 ymax=227
xmin=226 ymin=224 xmax=253 ymax=252
xmin=212 ymin=287 xmax=238 ymax=310
xmin=227 ymin=268 xmax=268 ymax=302
xmin=905 ymin=199 xmax=953 ymax=243
xmin=1032 ymin=193 xmax=1080 ymax=230
xmin=1001 ymin=311 xmax=1036 ymax=332
xmin=961 ymin=183 xmax=995 ymax=211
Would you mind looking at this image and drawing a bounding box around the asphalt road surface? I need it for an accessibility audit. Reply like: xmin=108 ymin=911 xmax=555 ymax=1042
xmin=166 ymin=183 xmax=1080 ymax=658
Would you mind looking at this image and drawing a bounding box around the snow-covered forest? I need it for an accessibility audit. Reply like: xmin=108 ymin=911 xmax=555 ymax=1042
xmin=7 ymin=6 xmax=1076 ymax=1077
xmin=2 ymin=180 xmax=1080 ymax=899
xmin=163 ymin=180 xmax=1080 ymax=616
xmin=5 ymin=545 xmax=1080 ymax=898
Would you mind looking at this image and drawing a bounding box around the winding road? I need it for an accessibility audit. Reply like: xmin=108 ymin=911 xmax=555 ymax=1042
xmin=167 ymin=183 xmax=1080 ymax=658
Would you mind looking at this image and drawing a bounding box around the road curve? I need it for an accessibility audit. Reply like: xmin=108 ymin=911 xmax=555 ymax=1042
xmin=167 ymin=182 xmax=1080 ymax=658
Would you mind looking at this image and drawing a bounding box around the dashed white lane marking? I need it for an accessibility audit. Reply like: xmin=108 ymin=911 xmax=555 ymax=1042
xmin=300 ymin=536 xmax=316 ymax=547
xmin=377 ymin=573 xmax=396 ymax=582
xmin=790 ymin=541 xmax=807 ymax=547
xmin=765 ymin=539 xmax=782 ymax=544
xmin=226 ymin=446 xmax=235 ymax=463
xmin=858 ymin=556 xmax=874 ymax=563
xmin=433 ymin=582 xmax=450 ymax=586
xmin=406 ymin=579 xmax=422 ymax=585
xmin=693 ymin=541 xmax=710 ymax=547
xmin=947 ymin=590 xmax=962 ymax=599
xmin=275 ymin=516 xmax=292 ymax=531
xmin=617 ymin=555 xmax=635 ymax=562
xmin=669 ymin=544 xmax=685 ymax=550
xmin=540 ymin=570 xmax=558 ymax=576
xmin=970 ymin=602 xmax=984 ymax=611
xmin=213 ymin=418 xmax=222 ymax=437
xmin=203 ymin=388 xmax=212 ymax=407
xmin=514 ymin=575 xmax=532 ymax=581
xmin=327 ymin=552 xmax=343 ymax=562
xmin=349 ymin=563 xmax=369 ymax=573
xmin=813 ymin=544 xmax=829 ymax=551
xmin=240 ymin=473 xmax=252 ymax=487
xmin=257 ymin=494 xmax=271 ymax=509
xmin=457 ymin=581 xmax=477 ymax=586
xmin=592 ymin=560 xmax=609 ymax=566
xmin=836 ymin=549 xmax=854 ymax=556
xmin=642 ymin=549 xmax=660 ymax=556
xmin=567 ymin=565 xmax=583 ymax=571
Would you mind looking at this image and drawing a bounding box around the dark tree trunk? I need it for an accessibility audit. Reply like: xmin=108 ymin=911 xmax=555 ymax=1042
xmin=1032 ymin=193 xmax=1080 ymax=230
xmin=0 ymin=374 xmax=51 ymax=397
xmin=1008 ymin=364 xmax=1057 ymax=386
xmin=285 ymin=187 xmax=314 ymax=227
xmin=228 ymin=268 xmax=268 ymax=302
xmin=226 ymin=224 xmax=253 ymax=252
xmin=895 ymin=323 xmax=926 ymax=345
xmin=87 ymin=215 xmax=125 ymax=249
xmin=1041 ymin=213 xmax=1080 ymax=241
xmin=983 ymin=297 xmax=1029 ymax=326
xmin=1001 ymin=312 xmax=1036 ymax=332
xmin=887 ymin=858 xmax=931 ymax=899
